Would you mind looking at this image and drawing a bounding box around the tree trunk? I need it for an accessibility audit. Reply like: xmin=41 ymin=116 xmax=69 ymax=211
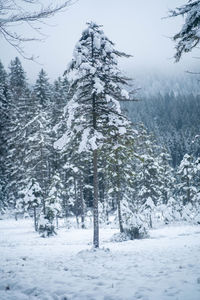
xmin=93 ymin=148 xmax=99 ymax=248
xmin=80 ymin=176 xmax=85 ymax=229
xmin=76 ymin=215 xmax=79 ymax=228
xmin=149 ymin=213 xmax=153 ymax=228
xmin=91 ymin=32 xmax=99 ymax=248
xmin=117 ymin=194 xmax=124 ymax=233
xmin=56 ymin=216 xmax=58 ymax=229
xmin=116 ymin=156 xmax=124 ymax=233
xmin=33 ymin=207 xmax=37 ymax=231
xmin=40 ymin=141 xmax=46 ymax=215
xmin=186 ymin=169 xmax=190 ymax=205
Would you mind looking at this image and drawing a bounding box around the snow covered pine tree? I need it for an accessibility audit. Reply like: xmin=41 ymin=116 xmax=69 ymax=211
xmin=55 ymin=22 xmax=136 ymax=248
xmin=169 ymin=0 xmax=200 ymax=61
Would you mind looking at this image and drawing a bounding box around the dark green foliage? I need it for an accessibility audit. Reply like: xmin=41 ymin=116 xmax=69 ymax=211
xmin=123 ymin=92 xmax=200 ymax=167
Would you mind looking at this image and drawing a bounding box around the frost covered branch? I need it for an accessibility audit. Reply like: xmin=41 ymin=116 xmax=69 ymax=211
xmin=169 ymin=0 xmax=200 ymax=61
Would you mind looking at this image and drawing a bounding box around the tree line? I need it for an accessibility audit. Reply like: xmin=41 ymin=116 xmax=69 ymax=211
xmin=122 ymin=90 xmax=200 ymax=167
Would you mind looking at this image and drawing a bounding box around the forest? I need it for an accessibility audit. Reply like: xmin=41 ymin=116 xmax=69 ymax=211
xmin=0 ymin=23 xmax=200 ymax=244
xmin=0 ymin=1 xmax=200 ymax=299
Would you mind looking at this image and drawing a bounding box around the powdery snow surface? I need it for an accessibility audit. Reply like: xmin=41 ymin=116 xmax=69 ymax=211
xmin=0 ymin=220 xmax=200 ymax=300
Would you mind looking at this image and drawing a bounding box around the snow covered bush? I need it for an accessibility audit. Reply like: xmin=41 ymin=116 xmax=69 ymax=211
xmin=140 ymin=197 xmax=155 ymax=228
xmin=123 ymin=214 xmax=149 ymax=240
xmin=38 ymin=213 xmax=56 ymax=238
xmin=120 ymin=199 xmax=149 ymax=240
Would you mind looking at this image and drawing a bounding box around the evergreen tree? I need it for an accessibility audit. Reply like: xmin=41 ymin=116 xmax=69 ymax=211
xmin=17 ymin=180 xmax=42 ymax=230
xmin=34 ymin=69 xmax=52 ymax=109
xmin=177 ymin=154 xmax=197 ymax=206
xmin=16 ymin=68 xmax=54 ymax=228
xmin=169 ymin=0 xmax=200 ymax=61
xmin=133 ymin=125 xmax=162 ymax=207
xmin=33 ymin=68 xmax=53 ymax=200
xmin=121 ymin=125 xmax=174 ymax=230
xmin=9 ymin=57 xmax=27 ymax=96
xmin=38 ymin=172 xmax=63 ymax=235
xmin=0 ymin=61 xmax=10 ymax=212
xmin=56 ymin=140 xmax=92 ymax=228
xmin=52 ymin=76 xmax=69 ymax=127
xmin=6 ymin=57 xmax=31 ymax=213
xmin=104 ymin=125 xmax=135 ymax=233
xmin=24 ymin=112 xmax=53 ymax=215
xmin=158 ymin=149 xmax=175 ymax=205
xmin=55 ymin=22 xmax=135 ymax=247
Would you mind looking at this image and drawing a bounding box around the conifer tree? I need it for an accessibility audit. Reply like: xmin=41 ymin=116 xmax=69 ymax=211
xmin=6 ymin=57 xmax=31 ymax=213
xmin=34 ymin=69 xmax=52 ymax=109
xmin=122 ymin=124 xmax=174 ymax=230
xmin=169 ymin=0 xmax=200 ymax=61
xmin=158 ymin=149 xmax=175 ymax=205
xmin=17 ymin=180 xmax=42 ymax=230
xmin=104 ymin=125 xmax=135 ymax=233
xmin=177 ymin=154 xmax=197 ymax=206
xmin=16 ymin=68 xmax=54 ymax=227
xmin=55 ymin=22 xmax=135 ymax=247
xmin=0 ymin=61 xmax=10 ymax=212
xmin=9 ymin=57 xmax=27 ymax=96
xmin=52 ymin=76 xmax=69 ymax=127
xmin=33 ymin=69 xmax=53 ymax=186
xmin=39 ymin=172 xmax=63 ymax=235
xmin=133 ymin=125 xmax=162 ymax=207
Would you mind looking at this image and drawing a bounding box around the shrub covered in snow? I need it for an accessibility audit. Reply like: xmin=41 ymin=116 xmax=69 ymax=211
xmin=123 ymin=214 xmax=149 ymax=240
xmin=120 ymin=199 xmax=149 ymax=240
xmin=38 ymin=213 xmax=56 ymax=237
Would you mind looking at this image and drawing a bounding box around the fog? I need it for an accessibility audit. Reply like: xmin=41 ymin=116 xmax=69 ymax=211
xmin=1 ymin=0 xmax=199 ymax=83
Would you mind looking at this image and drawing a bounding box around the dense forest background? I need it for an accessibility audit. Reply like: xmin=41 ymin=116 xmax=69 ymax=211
xmin=0 ymin=55 xmax=200 ymax=239
xmin=123 ymin=73 xmax=200 ymax=167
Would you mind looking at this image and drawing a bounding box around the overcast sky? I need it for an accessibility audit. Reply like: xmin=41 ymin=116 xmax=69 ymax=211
xmin=1 ymin=0 xmax=199 ymax=83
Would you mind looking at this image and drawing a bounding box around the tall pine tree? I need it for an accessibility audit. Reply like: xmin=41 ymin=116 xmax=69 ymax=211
xmin=55 ymin=22 xmax=135 ymax=247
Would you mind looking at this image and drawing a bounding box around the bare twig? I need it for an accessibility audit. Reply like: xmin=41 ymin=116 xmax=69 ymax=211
xmin=0 ymin=0 xmax=77 ymax=60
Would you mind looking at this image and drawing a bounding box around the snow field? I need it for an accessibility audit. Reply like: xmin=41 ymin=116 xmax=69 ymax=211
xmin=0 ymin=219 xmax=200 ymax=300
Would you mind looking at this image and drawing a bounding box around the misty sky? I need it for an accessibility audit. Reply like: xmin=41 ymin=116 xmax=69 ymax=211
xmin=1 ymin=0 xmax=199 ymax=83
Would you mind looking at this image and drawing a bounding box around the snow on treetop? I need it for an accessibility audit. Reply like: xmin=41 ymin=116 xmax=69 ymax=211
xmin=66 ymin=21 xmax=118 ymax=73
xmin=55 ymin=21 xmax=135 ymax=156
xmin=93 ymin=35 xmax=101 ymax=50
xmin=86 ymin=21 xmax=101 ymax=28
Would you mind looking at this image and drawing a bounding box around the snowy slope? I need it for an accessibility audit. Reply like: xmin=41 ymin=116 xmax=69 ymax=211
xmin=0 ymin=219 xmax=200 ymax=300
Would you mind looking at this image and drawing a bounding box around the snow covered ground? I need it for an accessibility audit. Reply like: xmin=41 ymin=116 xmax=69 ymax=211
xmin=0 ymin=219 xmax=200 ymax=300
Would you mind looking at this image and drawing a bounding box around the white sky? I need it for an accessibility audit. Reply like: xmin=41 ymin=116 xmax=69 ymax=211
xmin=1 ymin=0 xmax=199 ymax=83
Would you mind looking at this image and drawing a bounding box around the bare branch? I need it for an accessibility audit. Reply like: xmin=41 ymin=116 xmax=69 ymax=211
xmin=0 ymin=0 xmax=76 ymax=60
